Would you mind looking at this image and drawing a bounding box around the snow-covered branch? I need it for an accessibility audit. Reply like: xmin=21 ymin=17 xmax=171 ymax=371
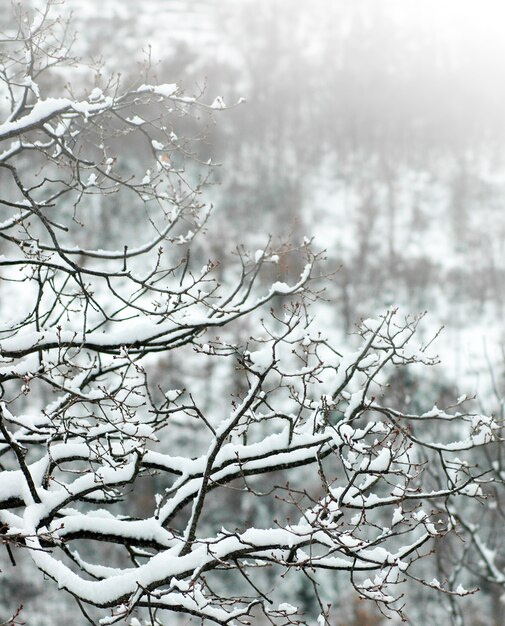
xmin=0 ymin=4 xmax=501 ymax=626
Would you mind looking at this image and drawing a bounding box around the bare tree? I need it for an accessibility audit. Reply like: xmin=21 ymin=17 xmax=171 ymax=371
xmin=0 ymin=3 xmax=500 ymax=625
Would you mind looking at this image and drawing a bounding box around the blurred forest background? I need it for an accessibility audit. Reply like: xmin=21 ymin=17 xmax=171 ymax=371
xmin=3 ymin=0 xmax=505 ymax=624
xmin=51 ymin=0 xmax=505 ymax=409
